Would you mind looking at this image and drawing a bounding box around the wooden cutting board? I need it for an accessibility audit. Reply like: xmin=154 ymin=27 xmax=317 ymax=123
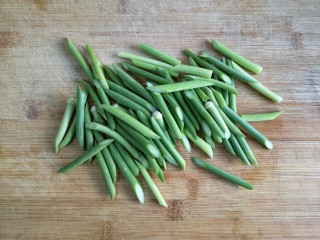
xmin=1 ymin=1 xmax=319 ymax=239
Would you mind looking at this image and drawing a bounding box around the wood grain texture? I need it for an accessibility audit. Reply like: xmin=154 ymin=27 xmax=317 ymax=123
xmin=1 ymin=0 xmax=320 ymax=239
